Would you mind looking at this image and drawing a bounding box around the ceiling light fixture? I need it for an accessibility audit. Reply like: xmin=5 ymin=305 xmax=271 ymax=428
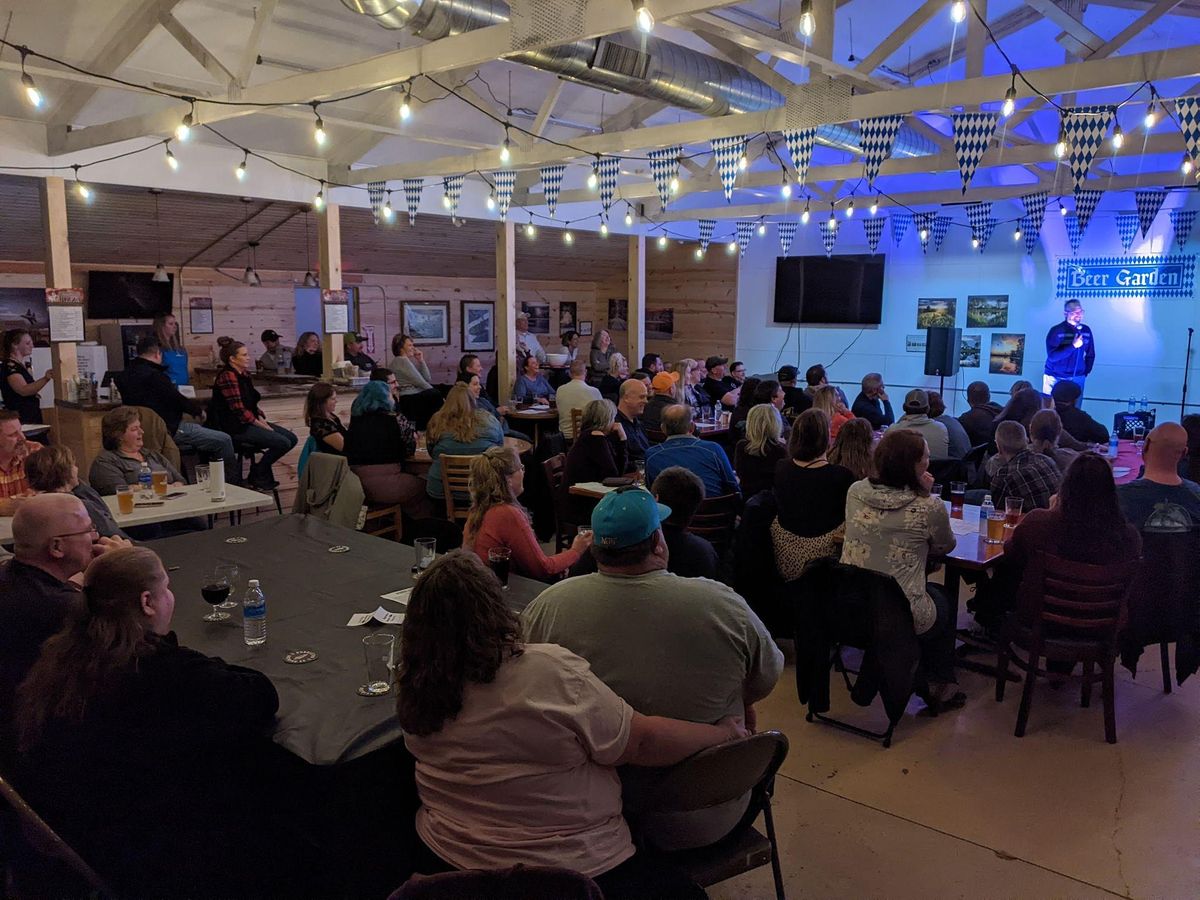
xmin=175 ymin=100 xmax=194 ymax=142
xmin=242 ymin=201 xmax=260 ymax=287
xmin=845 ymin=198 xmax=855 ymax=218
xmin=399 ymin=83 xmax=412 ymax=121
xmin=312 ymin=103 xmax=326 ymax=146
xmin=164 ymin=143 xmax=178 ymax=171
xmin=1144 ymin=89 xmax=1158 ymax=129
xmin=658 ymin=233 xmax=669 ymax=248
xmin=564 ymin=230 xmax=575 ymax=245
xmin=499 ymin=125 xmax=512 ymax=163
xmin=869 ymin=195 xmax=879 ymax=215
xmin=1054 ymin=117 xmax=1068 ymax=159
xmin=1183 ymin=155 xmax=1194 ymax=176
xmin=486 ymin=191 xmax=496 ymax=211
xmin=1013 ymin=224 xmax=1022 ymax=240
xmin=1001 ymin=68 xmax=1017 ymax=118
xmin=1059 ymin=200 xmax=1067 ymax=216
xmin=19 ymin=48 xmax=42 ymax=108
xmin=302 ymin=205 xmax=318 ymax=287
xmin=624 ymin=206 xmax=634 ymax=227
xmin=797 ymin=0 xmax=816 ymax=38
xmin=150 ymin=189 xmax=170 ymax=283
xmin=781 ymin=175 xmax=792 ymax=199
xmin=1111 ymin=117 xmax=1124 ymax=150
xmin=587 ymin=159 xmax=599 ymax=190
xmin=72 ymin=165 xmax=90 ymax=201
xmin=314 ymin=183 xmax=325 ymax=210
xmin=633 ymin=0 xmax=654 ymax=34
xmin=950 ymin=1 xmax=967 ymax=23
xmin=801 ymin=198 xmax=811 ymax=224
xmin=727 ymin=240 xmax=738 ymax=254
xmin=382 ymin=191 xmax=395 ymax=222
xmin=236 ymin=152 xmax=248 ymax=181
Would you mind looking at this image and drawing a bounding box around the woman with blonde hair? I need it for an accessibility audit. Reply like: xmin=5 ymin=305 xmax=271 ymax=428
xmin=151 ymin=313 xmax=189 ymax=386
xmin=425 ymin=382 xmax=504 ymax=503
xmin=600 ymin=352 xmax=629 ymax=400
xmin=588 ymin=328 xmax=613 ymax=386
xmin=464 ymin=445 xmax=591 ymax=581
xmin=291 ymin=331 xmax=323 ymax=377
xmin=828 ymin=416 xmax=875 ymax=481
xmin=734 ymin=404 xmax=787 ymax=498
xmin=562 ymin=398 xmax=629 ymax=521
xmin=677 ymin=358 xmax=710 ymax=414
xmin=811 ymin=384 xmax=854 ymax=438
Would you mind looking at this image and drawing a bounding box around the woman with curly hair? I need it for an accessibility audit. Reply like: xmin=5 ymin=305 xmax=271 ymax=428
xmin=425 ymin=382 xmax=503 ymax=503
xmin=398 ymin=550 xmax=741 ymax=899
xmin=828 ymin=416 xmax=874 ymax=481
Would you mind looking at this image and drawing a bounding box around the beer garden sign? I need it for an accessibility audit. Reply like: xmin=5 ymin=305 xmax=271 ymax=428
xmin=1056 ymin=255 xmax=1196 ymax=299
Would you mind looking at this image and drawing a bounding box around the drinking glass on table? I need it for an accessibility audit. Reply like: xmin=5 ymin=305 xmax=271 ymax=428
xmin=949 ymin=481 xmax=967 ymax=518
xmin=152 ymin=471 xmax=169 ymax=496
xmin=195 ymin=464 xmax=210 ymax=493
xmin=214 ymin=563 xmax=239 ymax=610
xmin=358 ymin=633 xmax=395 ymax=697
xmin=633 ymin=459 xmax=646 ymax=486
xmin=985 ymin=509 xmax=1006 ymax=544
xmin=115 ymin=485 xmax=134 ymax=516
xmin=1004 ymin=497 xmax=1023 ymax=529
xmin=930 ymin=483 xmax=943 ymax=501
xmin=413 ymin=537 xmax=436 ymax=574
xmin=577 ymin=526 xmax=592 ymax=542
xmin=201 ymin=565 xmax=234 ymax=622
xmin=487 ymin=546 xmax=512 ymax=589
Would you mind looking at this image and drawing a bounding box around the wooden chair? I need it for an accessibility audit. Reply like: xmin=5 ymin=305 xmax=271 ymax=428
xmin=632 ymin=731 xmax=790 ymax=900
xmin=362 ymin=502 xmax=404 ymax=542
xmin=439 ymin=455 xmax=475 ymax=524
xmin=540 ymin=453 xmax=577 ymax=553
xmin=570 ymin=407 xmax=583 ymax=442
xmin=996 ymin=551 xmax=1138 ymax=744
xmin=962 ymin=442 xmax=992 ymax=487
xmin=687 ymin=492 xmax=740 ymax=556
xmin=0 ymin=771 xmax=111 ymax=897
xmin=646 ymin=426 xmax=667 ymax=444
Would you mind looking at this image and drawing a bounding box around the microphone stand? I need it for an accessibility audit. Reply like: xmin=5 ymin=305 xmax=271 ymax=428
xmin=1182 ymin=327 xmax=1194 ymax=422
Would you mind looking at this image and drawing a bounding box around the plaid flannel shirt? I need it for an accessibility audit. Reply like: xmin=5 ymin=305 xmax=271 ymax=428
xmin=0 ymin=443 xmax=40 ymax=499
xmin=214 ymin=368 xmax=258 ymax=427
xmin=990 ymin=448 xmax=1062 ymax=512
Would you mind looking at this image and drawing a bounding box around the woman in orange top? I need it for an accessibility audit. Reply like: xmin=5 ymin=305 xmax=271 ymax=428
xmin=812 ymin=384 xmax=854 ymax=438
xmin=464 ymin=446 xmax=591 ymax=582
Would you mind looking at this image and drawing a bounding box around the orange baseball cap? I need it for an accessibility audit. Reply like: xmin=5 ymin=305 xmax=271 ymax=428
xmin=651 ymin=371 xmax=680 ymax=393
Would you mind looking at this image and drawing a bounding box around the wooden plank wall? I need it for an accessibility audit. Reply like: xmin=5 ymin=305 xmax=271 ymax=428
xmin=645 ymin=242 xmax=739 ymax=365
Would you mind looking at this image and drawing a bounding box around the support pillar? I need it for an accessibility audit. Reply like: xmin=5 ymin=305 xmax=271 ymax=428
xmin=626 ymin=235 xmax=646 ymax=368
xmin=495 ymin=221 xmax=517 ymax=404
xmin=318 ymin=202 xmax=344 ymax=378
xmin=40 ymin=177 xmax=77 ymax=397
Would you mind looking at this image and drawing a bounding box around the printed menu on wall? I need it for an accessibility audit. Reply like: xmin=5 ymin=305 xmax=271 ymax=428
xmin=189 ymin=297 xmax=214 ymax=334
xmin=45 ymin=288 xmax=85 ymax=342
xmin=322 ymin=289 xmax=349 ymax=333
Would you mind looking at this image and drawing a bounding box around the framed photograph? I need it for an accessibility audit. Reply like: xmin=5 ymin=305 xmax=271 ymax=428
xmin=559 ymin=301 xmax=578 ymax=332
xmin=960 ymin=334 xmax=982 ymax=368
xmin=0 ymin=287 xmax=50 ymax=345
xmin=967 ymin=294 xmax=1009 ymax=328
xmin=607 ymin=298 xmax=628 ymax=332
xmin=579 ymin=320 xmax=593 ymax=337
xmin=989 ymin=333 xmax=1026 ymax=375
xmin=461 ymin=301 xmax=494 ymax=352
xmin=916 ymin=297 xmax=956 ymax=329
xmin=402 ymin=301 xmax=451 ymax=346
xmin=646 ymin=308 xmax=674 ymax=341
xmin=520 ymin=300 xmax=550 ymax=335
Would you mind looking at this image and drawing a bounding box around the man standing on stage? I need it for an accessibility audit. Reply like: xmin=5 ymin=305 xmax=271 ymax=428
xmin=1043 ymin=299 xmax=1094 ymax=403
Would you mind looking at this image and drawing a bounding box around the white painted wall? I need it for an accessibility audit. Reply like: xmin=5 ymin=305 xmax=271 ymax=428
xmin=735 ymin=206 xmax=1199 ymax=426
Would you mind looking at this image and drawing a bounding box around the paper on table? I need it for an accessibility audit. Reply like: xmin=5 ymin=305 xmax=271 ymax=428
xmin=346 ymin=606 xmax=407 ymax=627
xmin=949 ymin=517 xmax=982 ymax=536
xmin=573 ymin=481 xmax=616 ymax=495
xmin=527 ymin=403 xmax=551 ymax=411
xmin=380 ymin=588 xmax=412 ymax=604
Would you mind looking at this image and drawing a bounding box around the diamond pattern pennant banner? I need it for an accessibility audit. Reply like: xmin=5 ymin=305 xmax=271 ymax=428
xmin=368 ymin=181 xmax=386 ymax=225
xmin=648 ymin=146 xmax=681 ymax=209
xmin=712 ymin=135 xmax=747 ymax=202
xmin=1170 ymin=209 xmax=1197 ymax=249
xmin=915 ymin=211 xmax=936 ymax=254
xmin=819 ymin=218 xmax=838 ymax=257
xmin=698 ymin=219 xmax=715 ymax=253
xmin=977 ymin=217 xmax=996 ymax=252
xmin=1062 ymin=106 xmax=1115 ymax=193
xmin=597 ymin=156 xmax=620 ymax=216
xmin=890 ymin=212 xmax=911 ymax=246
xmin=1021 ymin=191 xmax=1048 ymax=236
xmin=442 ymin=174 xmax=464 ymax=219
xmin=1020 ymin=215 xmax=1039 ymax=255
xmin=539 ymin=165 xmax=566 ymax=218
xmin=863 ymin=215 xmax=886 ymax=255
xmin=778 ymin=220 xmax=798 ymax=255
xmin=1134 ymin=189 xmax=1166 ymax=238
xmin=402 ymin=178 xmax=423 ymax=225
xmin=966 ymin=202 xmax=992 ymax=241
xmin=951 ymin=112 xmax=998 ymax=194
xmin=493 ymin=170 xmax=516 ymax=220
xmin=859 ymin=115 xmax=905 ymax=188
xmin=1172 ymin=96 xmax=1200 ymax=169
xmin=1064 ymin=214 xmax=1084 ymax=254
xmin=1116 ymin=212 xmax=1139 ymax=252
xmin=783 ymin=128 xmax=817 ymax=186
xmin=932 ymin=215 xmax=952 ymax=252
xmin=735 ymin=220 xmax=755 ymax=256
xmin=1074 ymin=188 xmax=1103 ymax=235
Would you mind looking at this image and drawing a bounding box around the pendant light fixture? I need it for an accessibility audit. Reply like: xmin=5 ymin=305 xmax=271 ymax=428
xmin=302 ymin=206 xmax=318 ymax=288
xmin=242 ymin=199 xmax=261 ymax=287
xmin=150 ymin=189 xmax=170 ymax=283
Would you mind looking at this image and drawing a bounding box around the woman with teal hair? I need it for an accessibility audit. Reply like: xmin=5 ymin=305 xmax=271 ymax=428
xmin=346 ymin=380 xmax=432 ymax=517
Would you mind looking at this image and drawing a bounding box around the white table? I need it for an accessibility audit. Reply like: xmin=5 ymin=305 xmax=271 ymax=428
xmin=105 ymin=483 xmax=272 ymax=527
xmin=21 ymin=424 xmax=50 ymax=437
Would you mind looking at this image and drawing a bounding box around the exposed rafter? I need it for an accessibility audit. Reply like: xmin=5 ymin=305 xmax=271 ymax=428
xmin=159 ymin=11 xmax=237 ymax=87
xmin=235 ymin=0 xmax=281 ymax=90
xmin=855 ymin=0 xmax=944 ymax=76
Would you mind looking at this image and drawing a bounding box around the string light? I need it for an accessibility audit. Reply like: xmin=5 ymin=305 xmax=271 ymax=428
xmin=757 ymin=221 xmax=767 ymax=237
xmin=442 ymin=193 xmax=452 ymax=208
xmin=564 ymin=230 xmax=574 ymax=245
xmin=624 ymin=207 xmax=634 ymax=227
xmin=797 ymin=0 xmax=815 ymax=37
xmin=19 ymin=48 xmax=42 ymax=108
xmin=781 ymin=176 xmax=792 ymax=199
xmin=950 ymin=1 xmax=967 ymax=23
xmin=845 ymin=198 xmax=855 ymax=218
xmin=72 ymin=166 xmax=90 ymax=201
xmin=869 ymin=196 xmax=879 ymax=215
xmin=235 ymin=152 xmax=248 ymax=181
xmin=311 ymin=103 xmax=326 ymax=146
xmin=1111 ymin=117 xmax=1124 ymax=150
xmin=972 ymin=237 xmax=980 ymax=249
xmin=1054 ymin=115 xmax=1068 ymax=158
xmin=669 ymin=175 xmax=679 ymax=194
xmin=1183 ymin=155 xmax=1194 ymax=176
xmin=738 ymin=145 xmax=748 ymax=171
xmin=801 ymin=199 xmax=811 ymax=225
xmin=600 ymin=221 xmax=609 ymax=236
xmin=1144 ymin=89 xmax=1158 ymax=129
xmin=694 ymin=247 xmax=704 ymax=259
xmin=314 ymin=183 xmax=325 ymax=210
xmin=499 ymin=125 xmax=511 ymax=163
xmin=525 ymin=218 xmax=537 ymax=238
xmin=1059 ymin=200 xmax=1067 ymax=216
xmin=919 ymin=227 xmax=929 ymax=241
xmin=587 ymin=159 xmax=599 ymax=190
xmin=1001 ymin=68 xmax=1017 ymax=118
xmin=828 ymin=208 xmax=837 ymax=229
xmin=486 ymin=191 xmax=496 ymax=211
xmin=633 ymin=0 xmax=654 ymax=34
xmin=382 ymin=192 xmax=394 ymax=221
xmin=658 ymin=234 xmax=669 ymax=248
xmin=399 ymin=84 xmax=412 ymax=121
xmin=1013 ymin=224 xmax=1022 ymax=240
xmin=727 ymin=240 xmax=738 ymax=254
xmin=175 ymin=101 xmax=194 ymax=142
xmin=164 ymin=143 xmax=178 ymax=171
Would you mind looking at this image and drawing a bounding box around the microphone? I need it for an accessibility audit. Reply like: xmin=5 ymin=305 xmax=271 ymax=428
xmin=1190 ymin=327 xmax=1195 ymax=336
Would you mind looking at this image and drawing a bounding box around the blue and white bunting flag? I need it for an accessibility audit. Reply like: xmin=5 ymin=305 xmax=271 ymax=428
xmin=1074 ymin=188 xmax=1103 ymax=235
xmin=442 ymin=174 xmax=464 ymax=219
xmin=932 ymin=215 xmax=951 ymax=252
xmin=712 ymin=136 xmax=748 ymax=201
xmin=778 ymin=220 xmax=798 ymax=255
xmin=951 ymin=112 xmax=997 ymax=194
xmin=698 ymin=219 xmax=715 ymax=253
xmin=368 ymin=181 xmax=386 ymax=225
xmin=1064 ymin=214 xmax=1084 ymax=254
xmin=783 ymin=128 xmax=817 ymax=186
xmin=540 ymin=165 xmax=566 ymax=218
xmin=1134 ymin=189 xmax=1166 ymax=238
xmin=890 ymin=212 xmax=911 ymax=246
xmin=1116 ymin=212 xmax=1139 ymax=252
xmin=1062 ymin=106 xmax=1115 ymax=193
xmin=648 ymin=147 xmax=681 ymax=209
xmin=1170 ymin=209 xmax=1197 ymax=249
xmin=597 ymin=156 xmax=620 ymax=216
xmin=735 ymin=220 xmax=755 ymax=255
xmin=1021 ymin=191 xmax=1048 ymax=236
xmin=402 ymin=178 xmax=423 ymax=225
xmin=966 ymin=202 xmax=992 ymax=243
xmin=493 ymin=170 xmax=516 ymax=220
xmin=977 ymin=217 xmax=996 ymax=252
xmin=859 ymin=115 xmax=905 ymax=187
xmin=1020 ymin=216 xmax=1039 ymax=255
xmin=863 ymin=215 xmax=886 ymax=255
xmin=819 ymin=218 xmax=838 ymax=256
xmin=1172 ymin=96 xmax=1200 ymax=170
xmin=915 ymin=211 xmax=936 ymax=254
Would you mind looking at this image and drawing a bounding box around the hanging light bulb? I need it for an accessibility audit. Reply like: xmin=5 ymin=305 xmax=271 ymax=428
xmin=727 ymin=241 xmax=738 ymax=254
xmin=797 ymin=0 xmax=816 ymax=37
xmin=669 ymin=175 xmax=679 ymax=194
xmin=781 ymin=176 xmax=792 ymax=199
xmin=175 ymin=103 xmax=194 ymax=142
xmin=828 ymin=209 xmax=837 ymax=228
xmin=1111 ymin=119 xmax=1124 ymax=150
xmin=442 ymin=193 xmax=452 ymax=209
xmin=950 ymin=0 xmax=967 ymax=23
xmin=919 ymin=227 xmax=929 ymax=241
xmin=382 ymin=192 xmax=395 ymax=222
xmin=845 ymin=198 xmax=855 ymax=218
xmin=499 ymin=126 xmax=511 ymax=163
xmin=694 ymin=247 xmax=704 ymax=260
xmin=1144 ymin=99 xmax=1157 ymax=130
xmin=972 ymin=236 xmax=980 ymax=249
xmin=18 ymin=49 xmax=42 ymax=108
xmin=564 ymin=230 xmax=574 ymax=245
xmin=312 ymin=103 xmax=326 ymax=146
xmin=1059 ymin=200 xmax=1067 ymax=216
xmin=486 ymin=191 xmax=496 ymax=211
xmin=164 ymin=144 xmax=178 ymax=171
xmin=314 ymin=184 xmax=325 ymax=210
xmin=235 ymin=152 xmax=248 ymax=181
xmin=1054 ymin=115 xmax=1068 ymax=158
xmin=634 ymin=0 xmax=654 ymax=34
xmin=588 ymin=162 xmax=599 ymax=190
xmin=1183 ymin=155 xmax=1194 ymax=176
xmin=757 ymin=222 xmax=767 ymax=237
xmin=150 ymin=190 xmax=170 ymax=283
xmin=1001 ymin=71 xmax=1017 ymax=118
xmin=1013 ymin=224 xmax=1022 ymax=240
xmin=738 ymin=147 xmax=748 ymax=171
xmin=301 ymin=206 xmax=318 ymax=287
xmin=871 ymin=196 xmax=880 ymax=215
xmin=72 ymin=166 xmax=90 ymax=201
xmin=801 ymin=199 xmax=811 ymax=225
xmin=600 ymin=221 xmax=609 ymax=236
xmin=624 ymin=208 xmax=634 ymax=227
xmin=525 ymin=217 xmax=537 ymax=238
xmin=658 ymin=234 xmax=669 ymax=248
xmin=400 ymin=84 xmax=412 ymax=122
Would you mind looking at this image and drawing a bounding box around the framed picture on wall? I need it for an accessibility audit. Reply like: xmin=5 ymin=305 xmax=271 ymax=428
xmin=646 ymin=308 xmax=674 ymax=340
xmin=520 ymin=300 xmax=550 ymax=334
xmin=402 ymin=301 xmax=451 ymax=346
xmin=559 ymin=302 xmax=578 ymax=332
xmin=916 ymin=297 xmax=956 ymax=329
xmin=989 ymin=333 xmax=1025 ymax=375
xmin=461 ymin=301 xmax=494 ymax=352
xmin=960 ymin=334 xmax=982 ymax=368
xmin=607 ymin=299 xmax=627 ymax=332
xmin=967 ymin=294 xmax=1009 ymax=328
xmin=579 ymin=320 xmax=593 ymax=336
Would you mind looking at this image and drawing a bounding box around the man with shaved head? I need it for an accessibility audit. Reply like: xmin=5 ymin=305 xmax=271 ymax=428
xmin=1117 ymin=422 xmax=1200 ymax=530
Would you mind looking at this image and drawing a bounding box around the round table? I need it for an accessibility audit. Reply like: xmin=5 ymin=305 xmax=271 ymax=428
xmin=405 ymin=436 xmax=533 ymax=479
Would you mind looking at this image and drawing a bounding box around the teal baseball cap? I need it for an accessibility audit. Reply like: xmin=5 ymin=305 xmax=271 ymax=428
xmin=591 ymin=488 xmax=672 ymax=549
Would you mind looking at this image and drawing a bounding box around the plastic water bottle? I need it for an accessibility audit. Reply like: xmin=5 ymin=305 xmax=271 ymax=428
xmin=138 ymin=461 xmax=153 ymax=499
xmin=243 ymin=579 xmax=266 ymax=646
xmin=1140 ymin=395 xmax=1148 ymax=412
xmin=979 ymin=495 xmax=994 ymax=536
xmin=1109 ymin=434 xmax=1120 ymax=458
xmin=1128 ymin=396 xmax=1136 ymax=412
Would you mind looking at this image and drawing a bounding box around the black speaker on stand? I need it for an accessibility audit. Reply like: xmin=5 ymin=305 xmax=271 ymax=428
xmin=924 ymin=327 xmax=961 ymax=397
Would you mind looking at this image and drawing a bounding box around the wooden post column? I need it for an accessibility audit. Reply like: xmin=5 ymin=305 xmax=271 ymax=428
xmin=495 ymin=221 xmax=517 ymax=404
xmin=626 ymin=234 xmax=646 ymax=369
xmin=40 ymin=177 xmax=77 ymax=397
xmin=318 ymin=202 xmax=344 ymax=378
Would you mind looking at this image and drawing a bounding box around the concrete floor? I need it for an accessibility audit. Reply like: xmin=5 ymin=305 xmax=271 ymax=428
xmin=710 ymin=642 xmax=1199 ymax=899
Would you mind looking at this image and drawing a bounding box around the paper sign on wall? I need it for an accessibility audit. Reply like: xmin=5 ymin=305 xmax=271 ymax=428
xmin=905 ymin=334 xmax=927 ymax=353
xmin=45 ymin=288 xmax=85 ymax=343
xmin=189 ymin=297 xmax=214 ymax=335
xmin=322 ymin=289 xmax=350 ymax=334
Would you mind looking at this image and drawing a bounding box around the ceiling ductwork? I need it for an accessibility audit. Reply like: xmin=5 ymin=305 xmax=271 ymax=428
xmin=341 ymin=0 xmax=936 ymax=157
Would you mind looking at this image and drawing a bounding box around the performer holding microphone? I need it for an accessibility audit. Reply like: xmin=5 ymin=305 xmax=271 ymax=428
xmin=1043 ymin=299 xmax=1094 ymax=405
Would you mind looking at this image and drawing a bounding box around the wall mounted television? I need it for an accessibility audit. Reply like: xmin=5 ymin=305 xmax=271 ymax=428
xmin=773 ymin=254 xmax=886 ymax=325
xmin=86 ymin=271 xmax=174 ymax=319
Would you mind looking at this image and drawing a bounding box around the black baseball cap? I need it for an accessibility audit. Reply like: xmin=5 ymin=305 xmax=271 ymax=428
xmin=261 ymin=329 xmax=280 ymax=342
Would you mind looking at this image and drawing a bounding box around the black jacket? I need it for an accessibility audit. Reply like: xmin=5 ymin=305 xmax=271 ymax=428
xmin=958 ymin=402 xmax=1003 ymax=448
xmin=616 ymin=410 xmax=649 ymax=462
xmin=850 ymin=391 xmax=895 ymax=430
xmin=1044 ymin=321 xmax=1095 ymax=378
xmin=733 ymin=489 xmax=788 ymax=636
xmin=1055 ymin=402 xmax=1110 ymax=444
xmin=782 ymin=386 xmax=812 ymax=421
xmin=114 ymin=356 xmax=204 ymax=435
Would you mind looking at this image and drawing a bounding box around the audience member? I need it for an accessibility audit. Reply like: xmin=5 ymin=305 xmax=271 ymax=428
xmin=851 ymin=373 xmax=895 ymax=430
xmin=0 ymin=410 xmax=37 ymax=515
xmin=208 ymin=340 xmax=298 ymax=489
xmin=556 ymin=359 xmax=602 ymax=438
xmin=1028 ymin=408 xmax=1078 ymax=473
xmin=12 ymin=546 xmax=305 ymax=898
xmin=728 ymin=376 xmax=762 ymax=435
xmin=425 ymin=383 xmax=504 ymax=503
xmin=523 ymin=488 xmax=780 ymax=850
xmin=303 ymin=382 xmax=346 ymax=455
xmin=458 ymin=354 xmax=511 ymax=424
xmin=645 ymin=405 xmax=739 ymax=499
xmin=89 ymin=407 xmax=186 ymax=495
xmin=892 ymin=389 xmax=950 ymax=457
xmin=649 ymin=468 xmax=720 ymax=579
xmin=729 ymin=361 xmax=747 ymax=387
xmin=1183 ymin=414 xmax=1200 ymax=483
xmin=771 ymin=409 xmax=855 ymax=580
xmin=958 ymin=380 xmax=1003 ymax=448
xmin=615 ymin=378 xmax=650 ymax=463
xmin=515 ymin=311 xmax=546 ymax=364
xmin=701 ymin=356 xmax=739 ymax=409
xmin=678 ymin=358 xmax=711 ymax=414
xmin=389 ymin=334 xmax=443 ymax=429
xmin=990 ymin=420 xmax=1061 ymax=512
xmin=343 ymin=332 xmax=377 ymax=371
xmin=466 ymin=446 xmax=590 ymax=581
xmin=734 ymin=404 xmax=787 ymax=498
xmin=994 ymin=387 xmax=1044 ymax=432
xmin=643 ymin=371 xmax=680 ymax=432
xmin=777 ymin=365 xmax=812 ymax=420
xmin=927 ymin=391 xmax=971 ymax=459
xmin=346 ymin=381 xmax=431 ymax=519
xmin=628 ymin=369 xmax=653 ymax=390
xmin=563 ymin=400 xmax=629 ymax=519
xmin=561 ymin=330 xmax=581 ymax=362
xmin=115 ymin=335 xmax=236 ymax=477
xmin=512 ymin=352 xmax=553 ymax=404
xmin=812 ymin=384 xmax=856 ymax=440
xmin=257 ymin=329 xmax=290 ymax=372
xmin=1051 ymin=380 xmax=1109 ymax=444
xmin=599 ymin=353 xmax=629 ymax=401
xmin=1118 ymin=422 xmax=1200 ymax=530
xmin=641 ymin=353 xmax=664 ymax=374
xmin=1010 ymin=380 xmax=1034 ymax=398
xmin=291 ymin=331 xmax=323 ymax=377
xmin=152 ymin=314 xmax=190 ymax=386
xmin=841 ymin=429 xmax=962 ymax=713
xmin=26 ymin=446 xmax=129 ymax=540
xmin=828 ymin=416 xmax=874 ymax=480
xmin=401 ymin=550 xmax=736 ymax=898
xmin=588 ymin=329 xmax=613 ymax=386
xmin=804 ymin=364 xmax=849 ymax=407
xmin=2 ymin=328 xmax=52 ymax=425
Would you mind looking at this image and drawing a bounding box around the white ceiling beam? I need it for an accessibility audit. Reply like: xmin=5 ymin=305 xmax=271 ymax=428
xmin=1085 ymin=0 xmax=1185 ymax=57
xmin=234 ymin=0 xmax=281 ymax=90
xmin=1087 ymin=0 xmax=1199 ymax=15
xmin=1024 ymin=0 xmax=1104 ymax=54
xmin=601 ymin=99 xmax=667 ymax=132
xmin=345 ymin=44 xmax=1200 ymax=182
xmin=855 ymin=0 xmax=944 ymax=76
xmin=159 ymin=11 xmax=237 ymax=87
xmin=692 ymin=28 xmax=799 ymax=96
xmin=966 ymin=0 xmax=988 ymax=79
xmin=529 ymin=80 xmax=565 ymax=137
xmin=902 ymin=6 xmax=1040 ymax=81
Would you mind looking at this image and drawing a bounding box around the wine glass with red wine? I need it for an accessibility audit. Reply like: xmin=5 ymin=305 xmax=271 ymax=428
xmin=201 ymin=566 xmax=233 ymax=622
xmin=214 ymin=563 xmax=239 ymax=609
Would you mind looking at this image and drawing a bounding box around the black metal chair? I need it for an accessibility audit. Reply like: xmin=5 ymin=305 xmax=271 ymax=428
xmin=234 ymin=445 xmax=283 ymax=514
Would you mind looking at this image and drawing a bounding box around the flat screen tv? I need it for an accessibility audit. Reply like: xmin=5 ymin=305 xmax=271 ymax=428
xmin=86 ymin=271 xmax=174 ymax=319
xmin=773 ymin=254 xmax=886 ymax=325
